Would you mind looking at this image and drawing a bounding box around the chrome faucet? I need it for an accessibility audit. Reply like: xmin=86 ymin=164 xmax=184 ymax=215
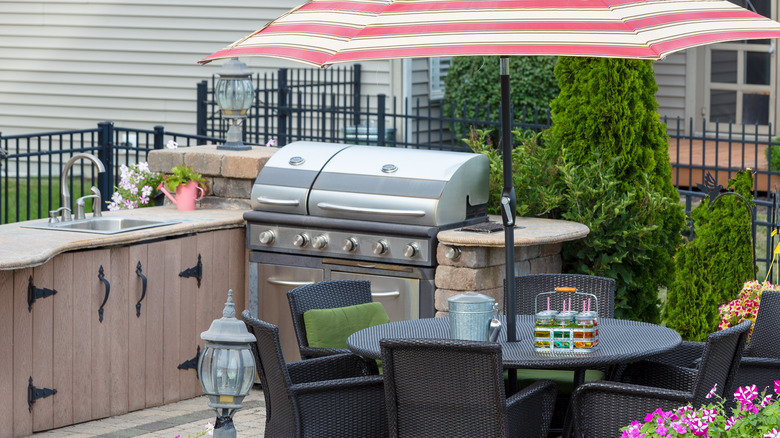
xmin=60 ymin=153 xmax=106 ymax=222
xmin=75 ymin=186 xmax=103 ymax=220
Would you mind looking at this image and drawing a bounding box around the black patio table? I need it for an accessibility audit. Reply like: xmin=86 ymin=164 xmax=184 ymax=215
xmin=346 ymin=315 xmax=681 ymax=389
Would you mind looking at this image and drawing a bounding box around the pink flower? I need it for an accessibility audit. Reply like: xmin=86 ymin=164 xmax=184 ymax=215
xmin=688 ymin=418 xmax=708 ymax=436
xmin=700 ymin=408 xmax=717 ymax=422
xmin=775 ymin=380 xmax=780 ymax=394
xmin=706 ymin=384 xmax=718 ymax=399
xmin=761 ymin=394 xmax=773 ymax=408
xmin=765 ymin=429 xmax=780 ymax=438
xmin=725 ymin=416 xmax=736 ymax=431
xmin=671 ymin=421 xmax=687 ymax=434
xmin=735 ymin=384 xmax=758 ymax=402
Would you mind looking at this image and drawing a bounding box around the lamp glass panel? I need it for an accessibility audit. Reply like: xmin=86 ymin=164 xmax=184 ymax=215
xmin=214 ymin=348 xmax=243 ymax=396
xmin=239 ymin=349 xmax=256 ymax=396
xmin=216 ymin=78 xmax=253 ymax=116
xmin=199 ymin=346 xmax=217 ymax=394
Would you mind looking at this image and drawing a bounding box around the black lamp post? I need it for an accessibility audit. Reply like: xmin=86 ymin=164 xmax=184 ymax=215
xmin=215 ymin=58 xmax=253 ymax=151
xmin=198 ymin=289 xmax=256 ymax=437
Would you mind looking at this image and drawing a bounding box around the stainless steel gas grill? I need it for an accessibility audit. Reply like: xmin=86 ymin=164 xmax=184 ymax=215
xmin=245 ymin=141 xmax=489 ymax=360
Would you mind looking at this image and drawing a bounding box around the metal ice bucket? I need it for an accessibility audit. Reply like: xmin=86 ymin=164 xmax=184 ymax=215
xmin=448 ymin=292 xmax=495 ymax=341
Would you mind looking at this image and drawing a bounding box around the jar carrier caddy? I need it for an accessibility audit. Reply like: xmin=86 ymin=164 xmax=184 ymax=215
xmin=534 ymin=287 xmax=599 ymax=353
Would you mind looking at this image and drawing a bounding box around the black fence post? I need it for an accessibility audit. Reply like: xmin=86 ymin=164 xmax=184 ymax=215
xmin=153 ymin=126 xmax=165 ymax=150
xmin=377 ymin=94 xmax=386 ymax=147
xmin=353 ymin=64 xmax=362 ymax=126
xmin=277 ymin=68 xmax=289 ymax=146
xmin=97 ymin=121 xmax=114 ymax=209
xmin=196 ymin=80 xmax=208 ymax=145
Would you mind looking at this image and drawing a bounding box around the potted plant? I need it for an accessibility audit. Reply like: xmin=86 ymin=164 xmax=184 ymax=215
xmin=107 ymin=162 xmax=164 ymax=210
xmin=158 ymin=165 xmax=209 ymax=211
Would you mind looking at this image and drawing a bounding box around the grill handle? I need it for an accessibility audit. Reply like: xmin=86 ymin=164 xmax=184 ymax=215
xmin=266 ymin=278 xmax=315 ymax=286
xmin=317 ymin=203 xmax=426 ymax=217
xmin=257 ymin=196 xmax=300 ymax=206
xmin=371 ymin=291 xmax=401 ymax=298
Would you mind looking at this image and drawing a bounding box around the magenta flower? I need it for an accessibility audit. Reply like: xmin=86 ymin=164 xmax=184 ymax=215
xmin=706 ymin=384 xmax=718 ymax=399
xmin=735 ymin=384 xmax=758 ymax=402
xmin=671 ymin=421 xmax=687 ymax=434
xmin=689 ymin=418 xmax=708 ymax=436
xmin=775 ymin=380 xmax=780 ymax=394
xmin=701 ymin=408 xmax=717 ymax=422
xmin=765 ymin=429 xmax=780 ymax=438
xmin=725 ymin=416 xmax=736 ymax=431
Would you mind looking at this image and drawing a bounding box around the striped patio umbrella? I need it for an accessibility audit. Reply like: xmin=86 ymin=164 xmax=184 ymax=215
xmin=200 ymin=0 xmax=780 ymax=363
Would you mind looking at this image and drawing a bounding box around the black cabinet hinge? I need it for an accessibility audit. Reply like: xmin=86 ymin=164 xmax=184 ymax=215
xmin=28 ymin=377 xmax=56 ymax=412
xmin=28 ymin=276 xmax=57 ymax=312
xmin=179 ymin=254 xmax=202 ymax=288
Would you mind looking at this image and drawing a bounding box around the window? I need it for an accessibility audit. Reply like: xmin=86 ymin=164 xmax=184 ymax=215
xmin=429 ymin=57 xmax=452 ymax=100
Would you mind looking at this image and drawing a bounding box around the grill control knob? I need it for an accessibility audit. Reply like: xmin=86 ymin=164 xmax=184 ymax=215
xmin=342 ymin=237 xmax=359 ymax=252
xmin=312 ymin=234 xmax=328 ymax=249
xmin=293 ymin=233 xmax=310 ymax=247
xmin=372 ymin=240 xmax=389 ymax=255
xmin=403 ymin=243 xmax=419 ymax=258
xmin=258 ymin=230 xmax=275 ymax=245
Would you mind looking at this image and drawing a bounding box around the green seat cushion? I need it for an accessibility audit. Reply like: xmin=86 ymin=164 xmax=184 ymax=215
xmin=303 ymin=302 xmax=390 ymax=349
xmin=505 ymin=369 xmax=604 ymax=394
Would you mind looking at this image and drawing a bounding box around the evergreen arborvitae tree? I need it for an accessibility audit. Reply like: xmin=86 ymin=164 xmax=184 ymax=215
xmin=665 ymin=170 xmax=755 ymax=340
xmin=549 ymin=57 xmax=685 ymax=322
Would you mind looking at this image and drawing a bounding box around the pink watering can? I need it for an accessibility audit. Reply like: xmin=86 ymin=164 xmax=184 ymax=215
xmin=157 ymin=181 xmax=205 ymax=211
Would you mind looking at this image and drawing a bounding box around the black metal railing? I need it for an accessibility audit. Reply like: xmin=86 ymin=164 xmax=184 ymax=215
xmin=0 ymin=122 xmax=225 ymax=224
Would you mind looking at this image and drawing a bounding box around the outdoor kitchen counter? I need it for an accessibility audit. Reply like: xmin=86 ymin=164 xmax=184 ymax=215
xmin=437 ymin=216 xmax=589 ymax=247
xmin=0 ymin=206 xmax=246 ymax=270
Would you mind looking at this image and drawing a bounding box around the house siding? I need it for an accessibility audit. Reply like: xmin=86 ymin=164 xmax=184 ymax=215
xmin=654 ymin=52 xmax=688 ymax=131
xmin=0 ymin=1 xmax=393 ymax=137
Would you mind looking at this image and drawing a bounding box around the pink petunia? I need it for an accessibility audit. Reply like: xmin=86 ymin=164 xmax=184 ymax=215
xmin=735 ymin=384 xmax=758 ymax=402
xmin=765 ymin=429 xmax=780 ymax=438
xmin=671 ymin=421 xmax=687 ymax=434
xmin=700 ymin=408 xmax=717 ymax=422
xmin=775 ymin=380 xmax=780 ymax=394
xmin=706 ymin=384 xmax=718 ymax=399
xmin=689 ymin=418 xmax=708 ymax=436
xmin=725 ymin=416 xmax=736 ymax=431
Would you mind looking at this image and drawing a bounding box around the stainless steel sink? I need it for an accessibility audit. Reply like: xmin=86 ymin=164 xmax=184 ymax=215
xmin=23 ymin=217 xmax=181 ymax=235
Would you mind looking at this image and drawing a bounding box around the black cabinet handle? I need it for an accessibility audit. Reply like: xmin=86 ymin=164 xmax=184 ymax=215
xmin=97 ymin=265 xmax=110 ymax=323
xmin=135 ymin=261 xmax=147 ymax=318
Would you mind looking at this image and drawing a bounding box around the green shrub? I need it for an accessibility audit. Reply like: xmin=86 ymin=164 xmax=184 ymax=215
xmin=664 ymin=170 xmax=755 ymax=341
xmin=765 ymin=140 xmax=780 ymax=172
xmin=549 ymin=57 xmax=685 ymax=323
xmin=444 ymin=56 xmax=558 ymax=140
xmin=465 ymin=128 xmax=563 ymax=217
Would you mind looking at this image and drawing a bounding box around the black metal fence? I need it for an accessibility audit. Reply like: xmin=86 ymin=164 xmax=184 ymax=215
xmin=0 ymin=122 xmax=221 ymax=224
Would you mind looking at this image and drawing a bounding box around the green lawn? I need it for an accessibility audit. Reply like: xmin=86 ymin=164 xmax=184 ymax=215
xmin=1 ymin=178 xmax=96 ymax=224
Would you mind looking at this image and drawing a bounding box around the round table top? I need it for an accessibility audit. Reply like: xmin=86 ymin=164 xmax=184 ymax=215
xmin=347 ymin=315 xmax=681 ymax=370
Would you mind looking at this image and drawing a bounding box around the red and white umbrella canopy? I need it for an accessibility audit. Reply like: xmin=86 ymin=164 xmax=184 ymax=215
xmin=201 ymin=0 xmax=780 ymax=66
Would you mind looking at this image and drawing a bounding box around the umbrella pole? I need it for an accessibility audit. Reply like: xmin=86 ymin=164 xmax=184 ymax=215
xmin=500 ymin=56 xmax=518 ymax=394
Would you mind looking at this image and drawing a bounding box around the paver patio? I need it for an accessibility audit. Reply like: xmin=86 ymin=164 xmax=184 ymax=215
xmin=30 ymin=387 xmax=266 ymax=438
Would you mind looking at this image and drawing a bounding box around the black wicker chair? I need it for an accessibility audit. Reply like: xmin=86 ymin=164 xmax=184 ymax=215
xmin=287 ymin=279 xmax=374 ymax=359
xmin=637 ymin=290 xmax=780 ymax=395
xmin=508 ymin=274 xmax=615 ymax=318
xmin=380 ymin=338 xmax=557 ymax=438
xmin=566 ymin=319 xmax=751 ymax=438
xmin=507 ymin=274 xmax=615 ymax=433
xmin=242 ymin=310 xmax=387 ymax=438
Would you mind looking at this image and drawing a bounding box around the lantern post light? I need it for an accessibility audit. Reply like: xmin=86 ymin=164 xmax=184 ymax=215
xmin=215 ymin=57 xmax=254 ymax=151
xmin=198 ymin=289 xmax=256 ymax=438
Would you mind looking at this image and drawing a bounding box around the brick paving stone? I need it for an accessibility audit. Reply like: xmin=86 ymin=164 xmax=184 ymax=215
xmin=29 ymin=388 xmax=266 ymax=437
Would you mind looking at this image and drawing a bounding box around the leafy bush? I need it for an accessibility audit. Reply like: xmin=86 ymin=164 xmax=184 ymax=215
xmin=549 ymin=57 xmax=685 ymax=323
xmin=468 ymin=129 xmax=680 ymax=322
xmin=443 ymin=56 xmax=558 ymax=140
xmin=665 ymin=170 xmax=755 ymax=341
xmin=765 ymin=140 xmax=780 ymax=172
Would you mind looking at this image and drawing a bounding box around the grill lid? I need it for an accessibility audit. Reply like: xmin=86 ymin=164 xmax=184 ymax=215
xmin=251 ymin=141 xmax=488 ymax=226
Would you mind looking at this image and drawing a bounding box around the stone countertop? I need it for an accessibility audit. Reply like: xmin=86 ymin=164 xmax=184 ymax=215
xmin=0 ymin=206 xmax=247 ymax=270
xmin=437 ymin=215 xmax=589 ymax=247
